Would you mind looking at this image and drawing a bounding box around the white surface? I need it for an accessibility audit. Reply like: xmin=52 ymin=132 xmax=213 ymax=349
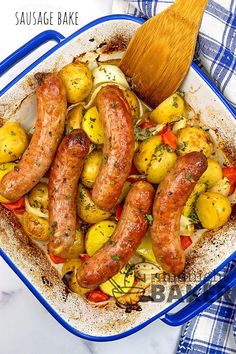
xmin=0 ymin=0 xmax=181 ymax=353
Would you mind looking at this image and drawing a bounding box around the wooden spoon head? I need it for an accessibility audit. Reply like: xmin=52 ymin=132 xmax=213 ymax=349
xmin=120 ymin=1 xmax=208 ymax=107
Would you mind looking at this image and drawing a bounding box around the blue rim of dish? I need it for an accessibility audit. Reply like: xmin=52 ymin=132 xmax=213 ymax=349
xmin=0 ymin=14 xmax=236 ymax=341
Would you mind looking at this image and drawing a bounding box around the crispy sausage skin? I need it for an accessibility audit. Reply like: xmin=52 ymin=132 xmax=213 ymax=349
xmin=92 ymin=85 xmax=134 ymax=211
xmin=150 ymin=152 xmax=208 ymax=275
xmin=48 ymin=129 xmax=90 ymax=257
xmin=77 ymin=181 xmax=155 ymax=288
xmin=0 ymin=73 xmax=67 ymax=201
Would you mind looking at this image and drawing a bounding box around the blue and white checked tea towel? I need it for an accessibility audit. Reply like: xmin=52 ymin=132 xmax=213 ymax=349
xmin=112 ymin=0 xmax=236 ymax=110
xmin=112 ymin=1 xmax=236 ymax=352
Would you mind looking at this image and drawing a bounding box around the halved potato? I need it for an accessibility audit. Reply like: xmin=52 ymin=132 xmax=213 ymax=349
xmin=77 ymin=184 xmax=111 ymax=223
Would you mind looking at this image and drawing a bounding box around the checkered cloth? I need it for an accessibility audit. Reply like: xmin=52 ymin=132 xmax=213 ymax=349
xmin=112 ymin=2 xmax=236 ymax=352
xmin=112 ymin=0 xmax=236 ymax=110
xmin=177 ymin=260 xmax=236 ymax=354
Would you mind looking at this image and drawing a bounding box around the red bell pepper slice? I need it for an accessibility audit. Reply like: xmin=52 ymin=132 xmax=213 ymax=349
xmin=140 ymin=119 xmax=156 ymax=129
xmin=161 ymin=125 xmax=177 ymax=150
xmin=80 ymin=254 xmax=90 ymax=262
xmin=180 ymin=236 xmax=193 ymax=250
xmin=49 ymin=253 xmax=66 ymax=264
xmin=223 ymin=167 xmax=236 ymax=194
xmin=115 ymin=204 xmax=123 ymax=221
xmin=2 ymin=196 xmax=25 ymax=213
xmin=86 ymin=290 xmax=110 ymax=303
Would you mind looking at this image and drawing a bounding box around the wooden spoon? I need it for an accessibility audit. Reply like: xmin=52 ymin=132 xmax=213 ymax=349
xmin=120 ymin=0 xmax=208 ymax=107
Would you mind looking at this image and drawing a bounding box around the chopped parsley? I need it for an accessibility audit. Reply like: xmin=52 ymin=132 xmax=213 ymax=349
xmin=145 ymin=214 xmax=153 ymax=226
xmin=187 ymin=173 xmax=194 ymax=182
xmin=111 ymin=254 xmax=120 ymax=261
xmin=51 ymin=221 xmax=57 ymax=234
xmin=172 ymin=96 xmax=179 ymax=108
xmin=108 ymin=239 xmax=116 ymax=246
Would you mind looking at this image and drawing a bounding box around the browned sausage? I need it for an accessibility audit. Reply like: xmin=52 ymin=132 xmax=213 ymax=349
xmin=48 ymin=129 xmax=90 ymax=257
xmin=0 ymin=73 xmax=67 ymax=201
xmin=77 ymin=181 xmax=155 ymax=288
xmin=92 ymin=85 xmax=134 ymax=211
xmin=150 ymin=152 xmax=207 ymax=275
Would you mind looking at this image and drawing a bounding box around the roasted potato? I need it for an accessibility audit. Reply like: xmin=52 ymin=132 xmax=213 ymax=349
xmin=85 ymin=220 xmax=116 ymax=256
xmin=134 ymin=135 xmax=177 ymax=184
xmin=63 ymin=229 xmax=85 ymax=259
xmin=209 ymin=177 xmax=230 ymax=196
xmin=136 ymin=232 xmax=157 ymax=263
xmin=150 ymin=93 xmax=184 ymax=124
xmin=199 ymin=159 xmax=222 ymax=188
xmin=99 ymin=264 xmax=135 ymax=298
xmin=183 ymin=183 xmax=206 ymax=217
xmin=123 ymin=89 xmax=140 ymax=121
xmin=23 ymin=212 xmax=50 ymax=241
xmin=66 ymin=104 xmax=84 ymax=133
xmin=196 ymin=192 xmax=231 ymax=229
xmin=177 ymin=127 xmax=213 ymax=157
xmin=77 ymin=184 xmax=111 ymax=223
xmin=59 ymin=61 xmax=93 ymax=103
xmin=81 ymin=150 xmax=103 ymax=188
xmin=82 ymin=106 xmax=104 ymax=144
xmin=62 ymin=259 xmax=90 ymax=296
xmin=0 ymin=162 xmax=17 ymax=202
xmin=0 ymin=122 xmax=28 ymax=163
xmin=28 ymin=182 xmax=48 ymax=213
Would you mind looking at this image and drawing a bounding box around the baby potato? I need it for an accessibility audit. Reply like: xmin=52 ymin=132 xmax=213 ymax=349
xmin=147 ymin=148 xmax=177 ymax=184
xmin=59 ymin=61 xmax=93 ymax=103
xmin=66 ymin=104 xmax=84 ymax=134
xmin=209 ymin=177 xmax=230 ymax=197
xmin=81 ymin=150 xmax=103 ymax=188
xmin=177 ymin=127 xmax=213 ymax=157
xmin=199 ymin=159 xmax=222 ymax=188
xmin=196 ymin=192 xmax=232 ymax=229
xmin=150 ymin=93 xmax=184 ymax=124
xmin=123 ymin=89 xmax=140 ymax=121
xmin=85 ymin=220 xmax=116 ymax=256
xmin=62 ymin=259 xmax=90 ymax=296
xmin=134 ymin=135 xmax=177 ymax=184
xmin=0 ymin=122 xmax=28 ymax=163
xmin=28 ymin=182 xmax=48 ymax=213
xmin=77 ymin=184 xmax=111 ymax=223
xmin=0 ymin=162 xmax=17 ymax=202
xmin=82 ymin=106 xmax=104 ymax=144
xmin=183 ymin=183 xmax=206 ymax=217
xmin=136 ymin=232 xmax=157 ymax=263
xmin=100 ymin=264 xmax=135 ymax=298
xmin=23 ymin=211 xmax=50 ymax=241
xmin=63 ymin=229 xmax=85 ymax=259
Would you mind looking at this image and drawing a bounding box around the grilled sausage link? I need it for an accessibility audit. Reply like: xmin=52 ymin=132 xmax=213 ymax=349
xmin=0 ymin=73 xmax=67 ymax=201
xmin=92 ymin=85 xmax=134 ymax=211
xmin=77 ymin=181 xmax=155 ymax=288
xmin=48 ymin=129 xmax=89 ymax=257
xmin=150 ymin=152 xmax=208 ymax=275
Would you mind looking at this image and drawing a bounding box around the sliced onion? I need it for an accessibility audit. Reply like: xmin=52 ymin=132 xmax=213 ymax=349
xmin=25 ymin=194 xmax=48 ymax=219
xmin=180 ymin=215 xmax=194 ymax=236
xmin=93 ymin=65 xmax=129 ymax=89
xmin=172 ymin=117 xmax=187 ymax=134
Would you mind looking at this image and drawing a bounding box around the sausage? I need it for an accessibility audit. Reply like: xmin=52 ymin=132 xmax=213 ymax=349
xmin=77 ymin=181 xmax=155 ymax=288
xmin=92 ymin=85 xmax=134 ymax=211
xmin=150 ymin=152 xmax=208 ymax=275
xmin=48 ymin=129 xmax=90 ymax=257
xmin=0 ymin=73 xmax=67 ymax=201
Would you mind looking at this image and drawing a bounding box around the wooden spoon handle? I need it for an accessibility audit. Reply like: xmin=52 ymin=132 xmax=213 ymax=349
xmin=173 ymin=0 xmax=208 ymax=22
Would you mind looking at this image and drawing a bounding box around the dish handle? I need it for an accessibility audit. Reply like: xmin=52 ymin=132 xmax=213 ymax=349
xmin=0 ymin=30 xmax=65 ymax=76
xmin=161 ymin=264 xmax=236 ymax=326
